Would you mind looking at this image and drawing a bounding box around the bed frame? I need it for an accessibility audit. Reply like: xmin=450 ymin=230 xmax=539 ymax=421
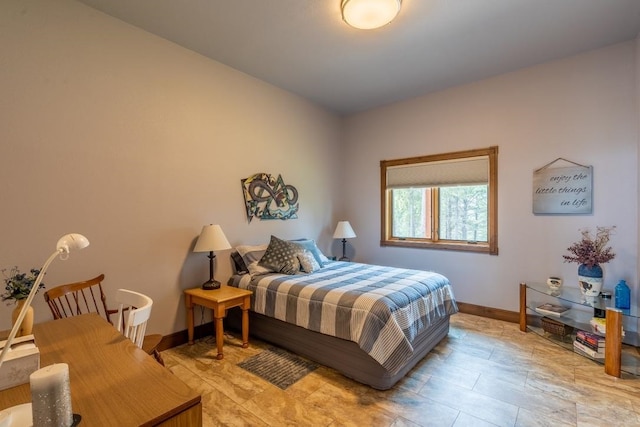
xmin=227 ymin=309 xmax=451 ymax=390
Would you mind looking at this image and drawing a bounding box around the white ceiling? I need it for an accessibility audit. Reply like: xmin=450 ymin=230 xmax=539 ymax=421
xmin=77 ymin=0 xmax=640 ymax=115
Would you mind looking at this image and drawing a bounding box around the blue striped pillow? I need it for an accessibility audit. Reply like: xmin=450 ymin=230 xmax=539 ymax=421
xmin=235 ymin=244 xmax=271 ymax=275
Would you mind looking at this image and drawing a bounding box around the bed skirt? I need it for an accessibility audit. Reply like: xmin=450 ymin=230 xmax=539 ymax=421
xmin=226 ymin=309 xmax=451 ymax=390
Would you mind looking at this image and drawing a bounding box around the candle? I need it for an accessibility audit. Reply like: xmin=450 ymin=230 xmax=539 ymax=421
xmin=29 ymin=363 xmax=73 ymax=426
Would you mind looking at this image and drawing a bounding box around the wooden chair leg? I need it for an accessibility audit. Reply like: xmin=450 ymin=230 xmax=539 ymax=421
xmin=142 ymin=333 xmax=164 ymax=366
xmin=152 ymin=349 xmax=165 ymax=366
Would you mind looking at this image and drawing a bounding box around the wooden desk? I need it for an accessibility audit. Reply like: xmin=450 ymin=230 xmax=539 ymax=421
xmin=184 ymin=286 xmax=252 ymax=360
xmin=0 ymin=314 xmax=202 ymax=426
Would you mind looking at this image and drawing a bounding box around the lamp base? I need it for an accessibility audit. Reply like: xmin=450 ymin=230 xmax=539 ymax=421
xmin=339 ymin=238 xmax=349 ymax=262
xmin=202 ymin=279 xmax=221 ymax=290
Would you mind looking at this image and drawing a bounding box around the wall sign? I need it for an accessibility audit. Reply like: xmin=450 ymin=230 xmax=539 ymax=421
xmin=532 ymin=158 xmax=592 ymax=215
xmin=241 ymin=173 xmax=299 ymax=222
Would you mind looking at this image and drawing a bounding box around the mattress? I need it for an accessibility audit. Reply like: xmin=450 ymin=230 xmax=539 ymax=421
xmin=228 ymin=260 xmax=458 ymax=376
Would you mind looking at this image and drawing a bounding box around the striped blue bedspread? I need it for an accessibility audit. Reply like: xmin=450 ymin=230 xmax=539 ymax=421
xmin=229 ymin=261 xmax=458 ymax=374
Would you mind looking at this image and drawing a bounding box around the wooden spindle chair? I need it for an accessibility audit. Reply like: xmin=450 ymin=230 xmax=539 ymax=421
xmin=44 ymin=274 xmax=115 ymax=322
xmin=44 ymin=274 xmax=164 ymax=365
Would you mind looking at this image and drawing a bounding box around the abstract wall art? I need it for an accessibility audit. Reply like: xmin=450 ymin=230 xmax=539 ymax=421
xmin=241 ymin=173 xmax=299 ymax=222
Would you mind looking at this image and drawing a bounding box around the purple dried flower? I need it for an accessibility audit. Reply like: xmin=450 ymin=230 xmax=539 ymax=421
xmin=563 ymin=226 xmax=616 ymax=268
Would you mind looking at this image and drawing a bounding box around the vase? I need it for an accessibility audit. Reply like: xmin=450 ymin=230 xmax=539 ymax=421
xmin=546 ymin=277 xmax=563 ymax=291
xmin=11 ymin=299 xmax=34 ymax=337
xmin=578 ymin=264 xmax=603 ymax=297
xmin=615 ymin=279 xmax=631 ymax=309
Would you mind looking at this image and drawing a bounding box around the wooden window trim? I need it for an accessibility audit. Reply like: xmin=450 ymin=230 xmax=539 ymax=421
xmin=380 ymin=146 xmax=498 ymax=255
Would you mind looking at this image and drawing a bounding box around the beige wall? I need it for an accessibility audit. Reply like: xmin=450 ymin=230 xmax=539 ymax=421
xmin=343 ymin=41 xmax=639 ymax=313
xmin=0 ymin=0 xmax=342 ymax=333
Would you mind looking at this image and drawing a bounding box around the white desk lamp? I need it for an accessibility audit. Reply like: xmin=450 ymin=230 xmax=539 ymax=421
xmin=0 ymin=233 xmax=90 ymax=369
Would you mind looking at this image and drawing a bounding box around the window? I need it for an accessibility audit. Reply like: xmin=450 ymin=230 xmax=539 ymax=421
xmin=380 ymin=146 xmax=498 ymax=254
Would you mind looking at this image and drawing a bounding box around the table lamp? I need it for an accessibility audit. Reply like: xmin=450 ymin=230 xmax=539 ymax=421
xmin=193 ymin=224 xmax=231 ymax=290
xmin=0 ymin=233 xmax=90 ymax=369
xmin=333 ymin=221 xmax=356 ymax=261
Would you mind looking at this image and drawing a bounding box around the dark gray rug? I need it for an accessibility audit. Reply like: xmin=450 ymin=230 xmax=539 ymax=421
xmin=237 ymin=347 xmax=318 ymax=389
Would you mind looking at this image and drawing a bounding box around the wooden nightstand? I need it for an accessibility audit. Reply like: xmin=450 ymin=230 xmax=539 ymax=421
xmin=184 ymin=286 xmax=252 ymax=360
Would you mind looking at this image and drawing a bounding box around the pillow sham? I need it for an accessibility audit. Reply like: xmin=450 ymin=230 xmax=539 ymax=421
xmin=297 ymin=250 xmax=321 ymax=273
xmin=235 ymin=244 xmax=271 ymax=276
xmin=290 ymin=239 xmax=328 ymax=267
xmin=259 ymin=235 xmax=302 ymax=275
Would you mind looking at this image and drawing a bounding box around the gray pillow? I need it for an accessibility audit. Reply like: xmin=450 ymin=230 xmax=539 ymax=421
xmin=259 ymin=235 xmax=302 ymax=275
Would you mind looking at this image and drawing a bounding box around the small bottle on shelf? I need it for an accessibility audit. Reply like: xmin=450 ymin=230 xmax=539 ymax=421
xmin=614 ymin=280 xmax=630 ymax=309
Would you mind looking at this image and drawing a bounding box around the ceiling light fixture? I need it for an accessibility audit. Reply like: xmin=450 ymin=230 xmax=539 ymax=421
xmin=341 ymin=0 xmax=402 ymax=30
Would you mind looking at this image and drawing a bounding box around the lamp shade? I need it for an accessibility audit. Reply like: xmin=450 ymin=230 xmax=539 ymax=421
xmin=193 ymin=224 xmax=231 ymax=253
xmin=57 ymin=233 xmax=90 ymax=253
xmin=333 ymin=221 xmax=356 ymax=239
xmin=341 ymin=0 xmax=402 ymax=30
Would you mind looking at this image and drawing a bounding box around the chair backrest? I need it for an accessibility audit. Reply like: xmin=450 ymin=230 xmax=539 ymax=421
xmin=114 ymin=289 xmax=153 ymax=348
xmin=44 ymin=274 xmax=116 ymax=324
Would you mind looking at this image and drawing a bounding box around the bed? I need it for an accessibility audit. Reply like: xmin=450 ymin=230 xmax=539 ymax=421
xmin=226 ymin=237 xmax=458 ymax=390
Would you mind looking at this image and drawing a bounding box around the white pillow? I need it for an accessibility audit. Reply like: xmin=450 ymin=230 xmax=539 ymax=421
xmin=297 ymin=250 xmax=321 ymax=273
xmin=290 ymin=239 xmax=328 ymax=266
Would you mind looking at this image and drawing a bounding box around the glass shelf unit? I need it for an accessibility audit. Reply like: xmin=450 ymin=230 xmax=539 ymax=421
xmin=520 ymin=282 xmax=639 ymax=377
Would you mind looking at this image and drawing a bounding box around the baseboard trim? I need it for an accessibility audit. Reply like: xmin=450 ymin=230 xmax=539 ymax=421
xmin=158 ymin=303 xmax=520 ymax=351
xmin=158 ymin=321 xmax=214 ymax=351
xmin=456 ymin=301 xmax=519 ymax=324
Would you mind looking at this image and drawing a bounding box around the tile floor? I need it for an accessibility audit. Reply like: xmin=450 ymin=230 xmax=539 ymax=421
xmin=163 ymin=313 xmax=640 ymax=426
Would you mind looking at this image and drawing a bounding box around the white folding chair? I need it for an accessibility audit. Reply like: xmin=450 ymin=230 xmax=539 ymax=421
xmin=115 ymin=289 xmax=153 ymax=349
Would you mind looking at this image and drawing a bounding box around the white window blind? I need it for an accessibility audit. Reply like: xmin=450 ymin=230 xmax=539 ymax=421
xmin=386 ymin=157 xmax=488 ymax=189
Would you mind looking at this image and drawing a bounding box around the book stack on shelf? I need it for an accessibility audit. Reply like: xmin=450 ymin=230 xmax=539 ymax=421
xmin=573 ymin=330 xmax=605 ymax=359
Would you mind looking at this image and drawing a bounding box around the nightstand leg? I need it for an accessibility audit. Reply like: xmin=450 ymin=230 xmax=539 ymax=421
xmin=242 ymin=305 xmax=249 ymax=348
xmin=186 ymin=295 xmax=195 ymax=345
xmin=215 ymin=316 xmax=224 ymax=360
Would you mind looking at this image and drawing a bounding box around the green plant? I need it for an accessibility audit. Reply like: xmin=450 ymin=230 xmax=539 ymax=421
xmin=1 ymin=266 xmax=45 ymax=304
xmin=563 ymin=226 xmax=616 ymax=268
